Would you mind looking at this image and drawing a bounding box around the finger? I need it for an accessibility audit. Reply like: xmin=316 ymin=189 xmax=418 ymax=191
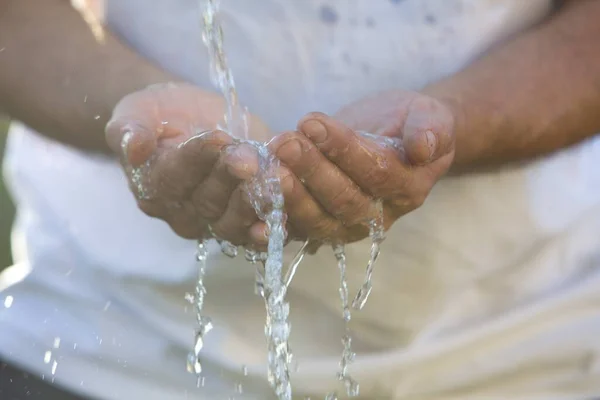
xmin=210 ymin=186 xmax=259 ymax=245
xmin=192 ymin=142 xmax=259 ymax=221
xmin=248 ymin=222 xmax=269 ymax=251
xmin=297 ymin=113 xmax=412 ymax=200
xmin=401 ymin=96 xmax=455 ymax=165
xmin=106 ymin=87 xmax=166 ymax=166
xmin=136 ymin=198 xmax=167 ymax=219
xmin=106 ymin=82 xmax=224 ymax=165
xmin=269 ymin=131 xmax=374 ymax=226
xmin=148 ymin=130 xmax=233 ymax=201
xmin=164 ymin=201 xmax=206 ymax=240
xmin=106 ymin=121 xmax=158 ymax=167
xmin=298 ymin=113 xmax=422 ymax=199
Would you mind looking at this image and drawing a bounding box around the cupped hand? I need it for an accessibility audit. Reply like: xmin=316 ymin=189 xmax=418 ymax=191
xmin=266 ymin=90 xmax=456 ymax=244
xmin=105 ymin=82 xmax=272 ymax=244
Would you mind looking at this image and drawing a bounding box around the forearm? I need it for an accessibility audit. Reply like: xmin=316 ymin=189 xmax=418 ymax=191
xmin=0 ymin=0 xmax=176 ymax=153
xmin=425 ymin=0 xmax=600 ymax=170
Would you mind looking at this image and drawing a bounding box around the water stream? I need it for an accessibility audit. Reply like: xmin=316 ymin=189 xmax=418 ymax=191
xmin=191 ymin=1 xmax=387 ymax=398
xmin=326 ymin=244 xmax=359 ymax=399
xmin=196 ymin=1 xmax=295 ymax=398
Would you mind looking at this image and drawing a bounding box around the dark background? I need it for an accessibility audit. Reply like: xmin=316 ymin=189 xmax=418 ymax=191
xmin=0 ymin=119 xmax=15 ymax=271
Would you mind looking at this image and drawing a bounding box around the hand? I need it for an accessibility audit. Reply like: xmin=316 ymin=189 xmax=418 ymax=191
xmin=267 ymin=90 xmax=456 ymax=244
xmin=105 ymin=82 xmax=272 ymax=243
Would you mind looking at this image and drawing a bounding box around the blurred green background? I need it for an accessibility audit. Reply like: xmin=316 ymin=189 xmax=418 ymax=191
xmin=0 ymin=118 xmax=15 ymax=271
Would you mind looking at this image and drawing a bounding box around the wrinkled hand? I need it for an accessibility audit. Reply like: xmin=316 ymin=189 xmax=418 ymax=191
xmin=105 ymin=82 xmax=272 ymax=243
xmin=267 ymin=90 xmax=456 ymax=244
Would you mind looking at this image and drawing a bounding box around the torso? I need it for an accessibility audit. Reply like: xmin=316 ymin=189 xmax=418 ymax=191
xmin=4 ymin=1 xmax=600 ymax=399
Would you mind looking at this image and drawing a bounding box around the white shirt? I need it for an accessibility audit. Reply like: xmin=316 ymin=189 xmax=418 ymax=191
xmin=3 ymin=1 xmax=600 ymax=399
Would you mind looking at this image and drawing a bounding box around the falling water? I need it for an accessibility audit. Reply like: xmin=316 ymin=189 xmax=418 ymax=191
xmin=326 ymin=244 xmax=359 ymax=399
xmin=201 ymin=0 xmax=248 ymax=141
xmin=198 ymin=1 xmax=294 ymax=398
xmin=244 ymin=147 xmax=293 ymax=399
xmin=352 ymin=199 xmax=385 ymax=310
xmin=186 ymin=241 xmax=213 ymax=384
xmin=196 ymin=2 xmax=388 ymax=399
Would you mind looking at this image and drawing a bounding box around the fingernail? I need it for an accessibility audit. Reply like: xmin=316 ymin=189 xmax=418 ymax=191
xmin=425 ymin=130 xmax=437 ymax=160
xmin=301 ymin=120 xmax=328 ymax=143
xmin=276 ymin=139 xmax=302 ymax=164
xmin=120 ymin=130 xmax=133 ymax=160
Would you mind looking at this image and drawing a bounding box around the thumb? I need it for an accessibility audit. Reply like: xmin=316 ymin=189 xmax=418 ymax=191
xmin=402 ymin=95 xmax=455 ymax=166
xmin=105 ymin=117 xmax=158 ymax=167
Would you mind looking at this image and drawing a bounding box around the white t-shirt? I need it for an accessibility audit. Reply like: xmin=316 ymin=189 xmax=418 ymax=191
xmin=3 ymin=0 xmax=600 ymax=399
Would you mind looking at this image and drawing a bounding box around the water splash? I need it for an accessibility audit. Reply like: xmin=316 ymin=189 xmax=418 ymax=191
xmin=121 ymin=131 xmax=155 ymax=201
xmin=199 ymin=1 xmax=295 ymax=398
xmin=3 ymin=295 xmax=13 ymax=308
xmin=284 ymin=239 xmax=311 ymax=289
xmin=243 ymin=145 xmax=293 ymax=400
xmin=186 ymin=241 xmax=213 ymax=382
xmin=327 ymin=244 xmax=360 ymax=399
xmin=201 ymin=0 xmax=248 ymax=141
xmin=196 ymin=2 xmax=388 ymax=398
xmin=352 ymin=200 xmax=385 ymax=310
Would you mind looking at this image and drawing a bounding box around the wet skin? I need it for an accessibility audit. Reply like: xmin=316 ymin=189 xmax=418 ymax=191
xmin=106 ymin=83 xmax=456 ymax=249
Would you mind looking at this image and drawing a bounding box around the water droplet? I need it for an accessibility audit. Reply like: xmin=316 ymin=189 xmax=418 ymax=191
xmin=43 ymin=351 xmax=52 ymax=364
xmin=184 ymin=292 xmax=195 ymax=304
xmin=352 ymin=199 xmax=385 ymax=310
xmin=235 ymin=382 xmax=243 ymax=393
xmin=3 ymin=295 xmax=14 ymax=308
xmin=186 ymin=352 xmax=202 ymax=375
xmin=220 ymin=240 xmax=238 ymax=258
xmin=94 ymin=115 xmax=100 ymax=120
xmin=53 ymin=337 xmax=61 ymax=349
xmin=51 ymin=360 xmax=58 ymax=375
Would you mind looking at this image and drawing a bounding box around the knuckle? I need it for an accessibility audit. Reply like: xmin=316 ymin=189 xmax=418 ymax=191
xmin=151 ymin=153 xmax=186 ymax=198
xmin=411 ymin=190 xmax=428 ymax=209
xmin=166 ymin=206 xmax=202 ymax=239
xmin=237 ymin=192 xmax=259 ymax=228
xmin=169 ymin=221 xmax=200 ymax=240
xmin=311 ymin=217 xmax=339 ymax=239
xmin=364 ymin=164 xmax=391 ymax=191
xmin=192 ymin=186 xmax=228 ymax=220
xmin=137 ymin=199 xmax=164 ymax=218
xmin=328 ymin=184 xmax=370 ymax=225
xmin=210 ymin=222 xmax=245 ymax=246
xmin=388 ymin=168 xmax=414 ymax=198
xmin=299 ymin=151 xmax=322 ymax=179
xmin=279 ymin=168 xmax=296 ymax=196
xmin=329 ymin=183 xmax=360 ymax=213
xmin=194 ymin=199 xmax=226 ymax=220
